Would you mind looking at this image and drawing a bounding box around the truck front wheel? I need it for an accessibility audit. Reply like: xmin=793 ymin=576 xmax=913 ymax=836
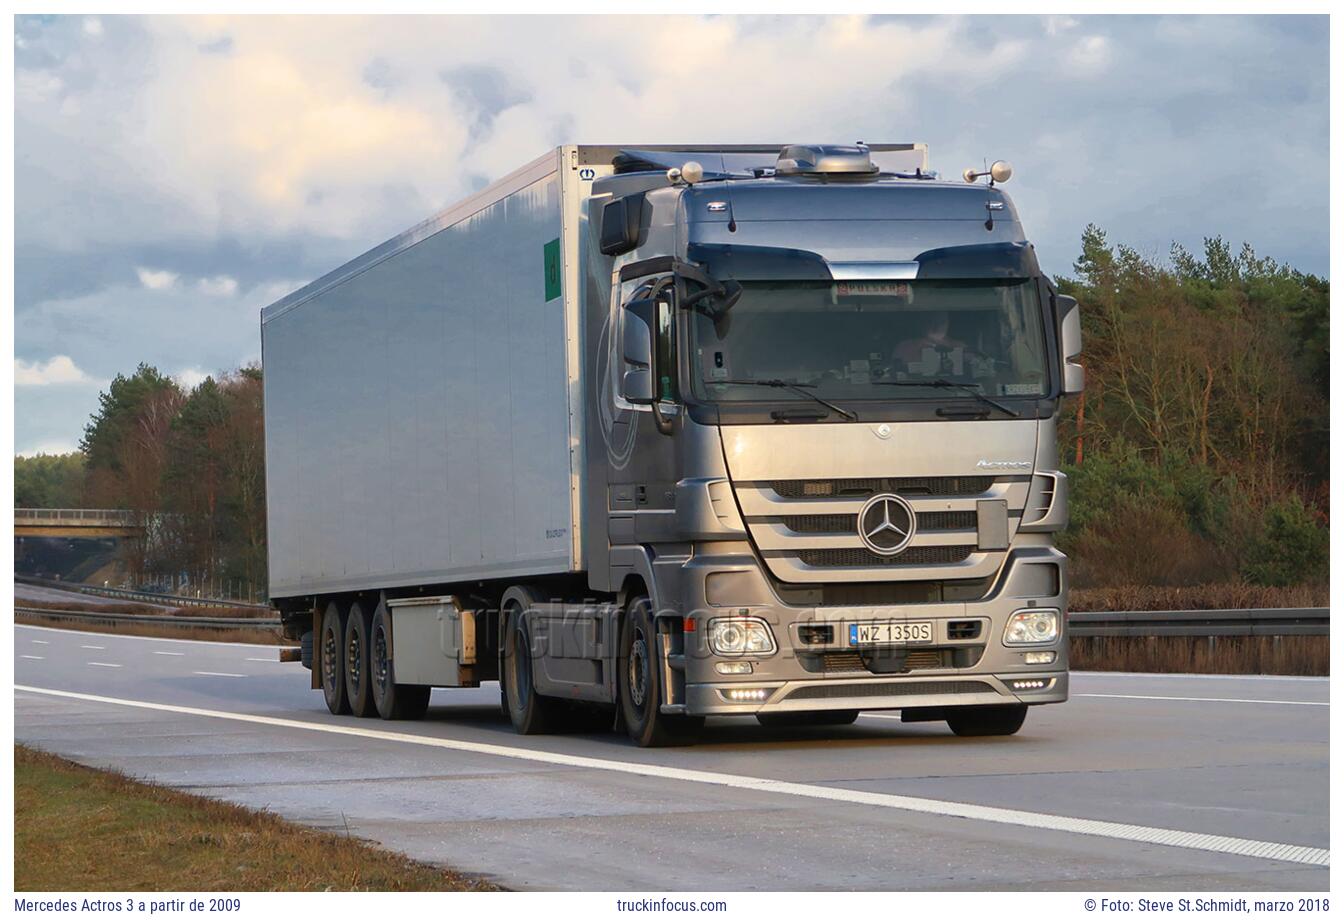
xmin=319 ymin=601 xmax=350 ymax=716
xmin=946 ymin=704 xmax=1028 ymax=737
xmin=501 ymin=595 xmax=560 ymax=734
xmin=618 ymin=596 xmax=703 ymax=747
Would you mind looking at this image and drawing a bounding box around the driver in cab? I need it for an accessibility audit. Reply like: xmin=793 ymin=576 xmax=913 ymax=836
xmin=892 ymin=310 xmax=966 ymax=376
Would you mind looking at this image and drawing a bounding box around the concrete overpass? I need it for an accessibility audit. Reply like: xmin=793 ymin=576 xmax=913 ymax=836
xmin=14 ymin=508 xmax=143 ymax=539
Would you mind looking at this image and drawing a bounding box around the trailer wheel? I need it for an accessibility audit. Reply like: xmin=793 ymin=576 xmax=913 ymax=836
xmin=618 ymin=596 xmax=703 ymax=747
xmin=500 ymin=593 xmax=561 ymax=734
xmin=344 ymin=599 xmax=377 ymax=718
xmin=300 ymin=630 xmax=314 ymax=671
xmin=757 ymin=710 xmax=859 ymax=727
xmin=319 ymin=601 xmax=350 ymax=715
xmin=370 ymin=603 xmax=430 ymax=721
xmin=946 ymin=704 xmax=1028 ymax=737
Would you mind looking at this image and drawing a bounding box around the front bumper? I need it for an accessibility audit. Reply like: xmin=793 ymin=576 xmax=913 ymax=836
xmin=671 ymin=544 xmax=1070 ymax=717
xmin=685 ymin=671 xmax=1067 ymax=716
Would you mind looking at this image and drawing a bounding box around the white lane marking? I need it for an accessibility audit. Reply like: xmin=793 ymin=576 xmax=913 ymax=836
xmin=15 ymin=623 xmax=285 ymax=650
xmin=80 ymin=645 xmax=106 ymax=650
xmin=245 ymin=657 xmax=284 ymax=663
xmin=153 ymin=651 xmax=185 ymax=657
xmin=1075 ymin=693 xmax=1327 ymax=707
xmin=86 ymin=662 xmax=121 ymax=668
xmin=31 ymin=640 xmax=49 ymax=645
xmin=192 ymin=671 xmax=246 ymax=678
xmin=13 ymin=684 xmax=1329 ymax=869
xmin=21 ymin=655 xmax=44 ymax=660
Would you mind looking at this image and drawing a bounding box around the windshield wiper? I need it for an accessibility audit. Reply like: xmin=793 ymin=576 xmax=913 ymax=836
xmin=715 ymin=378 xmax=858 ymax=421
xmin=874 ymin=379 xmax=1021 ymax=418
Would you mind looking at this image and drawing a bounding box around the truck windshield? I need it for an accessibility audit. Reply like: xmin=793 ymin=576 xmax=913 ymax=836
xmin=688 ymin=278 xmax=1049 ymax=404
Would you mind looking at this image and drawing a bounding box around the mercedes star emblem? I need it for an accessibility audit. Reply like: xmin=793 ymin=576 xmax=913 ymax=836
xmin=857 ymin=493 xmax=917 ymax=556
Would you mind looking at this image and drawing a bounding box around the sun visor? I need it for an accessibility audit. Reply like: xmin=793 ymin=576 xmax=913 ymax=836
xmin=912 ymin=242 xmax=1041 ymax=279
xmin=685 ymin=243 xmax=832 ymax=281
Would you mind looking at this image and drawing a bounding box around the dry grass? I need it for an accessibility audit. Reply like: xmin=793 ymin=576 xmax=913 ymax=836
xmin=1071 ymin=582 xmax=1328 ymax=612
xmin=15 ymin=612 xmax=290 ymax=646
xmin=14 ymin=596 xmax=171 ymax=616
xmin=14 ymin=744 xmax=499 ymax=891
xmin=1069 ymin=635 xmax=1328 ymax=676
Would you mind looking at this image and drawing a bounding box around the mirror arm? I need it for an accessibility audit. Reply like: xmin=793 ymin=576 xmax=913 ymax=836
xmin=651 ymin=403 xmax=674 ymax=436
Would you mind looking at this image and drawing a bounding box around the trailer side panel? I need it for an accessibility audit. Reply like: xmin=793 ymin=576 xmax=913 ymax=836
xmin=263 ymin=157 xmax=575 ymax=599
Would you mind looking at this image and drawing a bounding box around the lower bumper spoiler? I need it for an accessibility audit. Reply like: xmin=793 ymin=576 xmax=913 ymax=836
xmin=677 ymin=671 xmax=1068 ymax=716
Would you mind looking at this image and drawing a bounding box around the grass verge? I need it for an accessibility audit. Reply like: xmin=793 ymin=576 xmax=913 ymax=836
xmin=14 ymin=744 xmax=498 ymax=891
xmin=1069 ymin=635 xmax=1328 ymax=676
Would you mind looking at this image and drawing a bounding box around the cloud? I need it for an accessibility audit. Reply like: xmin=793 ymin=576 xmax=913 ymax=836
xmin=136 ymin=266 xmax=178 ymax=289
xmin=17 ymin=441 xmax=80 ymax=458
xmin=11 ymin=14 xmax=1330 ymax=458
xmin=175 ymin=367 xmax=211 ymax=389
xmin=83 ymin=18 xmax=103 ymax=37
xmin=198 ymin=275 xmax=239 ymax=296
xmin=15 ymin=355 xmax=96 ymax=386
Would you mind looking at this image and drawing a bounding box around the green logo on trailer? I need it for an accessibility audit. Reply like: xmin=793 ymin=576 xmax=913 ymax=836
xmin=544 ymin=238 xmax=561 ymax=302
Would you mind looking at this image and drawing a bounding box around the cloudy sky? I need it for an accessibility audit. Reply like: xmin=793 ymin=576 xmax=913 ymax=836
xmin=13 ymin=14 xmax=1328 ymax=456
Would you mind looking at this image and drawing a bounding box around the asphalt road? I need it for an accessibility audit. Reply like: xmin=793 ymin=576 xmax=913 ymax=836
xmin=14 ymin=621 xmax=1330 ymax=891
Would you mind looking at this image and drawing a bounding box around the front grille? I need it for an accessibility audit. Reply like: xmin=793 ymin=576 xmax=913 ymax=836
xmin=771 ymin=477 xmax=996 ymax=499
xmin=786 ymin=680 xmax=992 ymax=701
xmin=801 ymin=645 xmax=985 ymax=675
xmin=904 ymin=650 xmax=946 ymax=669
xmin=818 ymin=651 xmax=865 ymax=672
xmin=796 ymin=545 xmax=974 ymax=568
xmin=780 ymin=510 xmax=977 ymax=534
xmin=947 ymin=620 xmax=983 ymax=640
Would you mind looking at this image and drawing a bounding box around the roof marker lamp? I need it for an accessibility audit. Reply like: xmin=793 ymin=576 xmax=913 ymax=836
xmin=962 ymin=160 xmax=1013 ymax=185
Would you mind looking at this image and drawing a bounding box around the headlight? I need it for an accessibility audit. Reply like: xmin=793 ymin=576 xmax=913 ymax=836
xmin=1003 ymin=608 xmax=1059 ymax=645
xmin=708 ymin=617 xmax=776 ymax=656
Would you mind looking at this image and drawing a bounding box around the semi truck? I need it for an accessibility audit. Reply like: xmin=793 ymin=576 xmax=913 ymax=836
xmin=261 ymin=142 xmax=1083 ymax=746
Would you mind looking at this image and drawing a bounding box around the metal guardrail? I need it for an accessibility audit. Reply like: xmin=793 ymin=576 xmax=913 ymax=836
xmin=14 ymin=574 xmax=271 ymax=610
xmin=1067 ymin=608 xmax=1328 ymax=638
xmin=15 ymin=606 xmax=281 ymax=630
xmin=15 ymin=507 xmax=139 ymax=525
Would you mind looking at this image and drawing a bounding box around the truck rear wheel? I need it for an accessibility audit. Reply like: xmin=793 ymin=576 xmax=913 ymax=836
xmin=618 ymin=596 xmax=703 ymax=747
xmin=319 ymin=601 xmax=350 ymax=716
xmin=757 ymin=710 xmax=859 ymax=727
xmin=370 ymin=603 xmax=430 ymax=720
xmin=344 ymin=599 xmax=377 ymax=718
xmin=501 ymin=592 xmax=561 ymax=734
xmin=946 ymin=704 xmax=1028 ymax=737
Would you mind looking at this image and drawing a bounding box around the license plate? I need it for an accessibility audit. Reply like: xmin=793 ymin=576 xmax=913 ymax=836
xmin=849 ymin=621 xmax=933 ymax=646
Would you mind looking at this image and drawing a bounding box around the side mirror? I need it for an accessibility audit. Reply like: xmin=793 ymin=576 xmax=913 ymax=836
xmin=599 ymin=193 xmax=645 ymax=256
xmin=620 ymin=299 xmax=656 ymax=405
xmin=1058 ymin=294 xmax=1085 ymax=396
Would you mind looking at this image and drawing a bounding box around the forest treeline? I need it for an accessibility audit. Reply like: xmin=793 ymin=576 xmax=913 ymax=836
xmin=16 ymin=366 xmax=266 ymax=598
xmin=14 ymin=228 xmax=1330 ymax=596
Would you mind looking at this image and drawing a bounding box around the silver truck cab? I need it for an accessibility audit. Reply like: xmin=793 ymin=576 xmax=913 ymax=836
xmin=580 ymin=144 xmax=1083 ymax=743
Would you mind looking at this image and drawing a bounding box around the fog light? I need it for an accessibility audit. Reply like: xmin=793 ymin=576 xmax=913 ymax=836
xmin=1024 ymin=651 xmax=1056 ymax=665
xmin=716 ymin=661 xmax=754 ymax=675
xmin=1010 ymin=678 xmax=1049 ymax=691
xmin=724 ymin=687 xmax=770 ymax=702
